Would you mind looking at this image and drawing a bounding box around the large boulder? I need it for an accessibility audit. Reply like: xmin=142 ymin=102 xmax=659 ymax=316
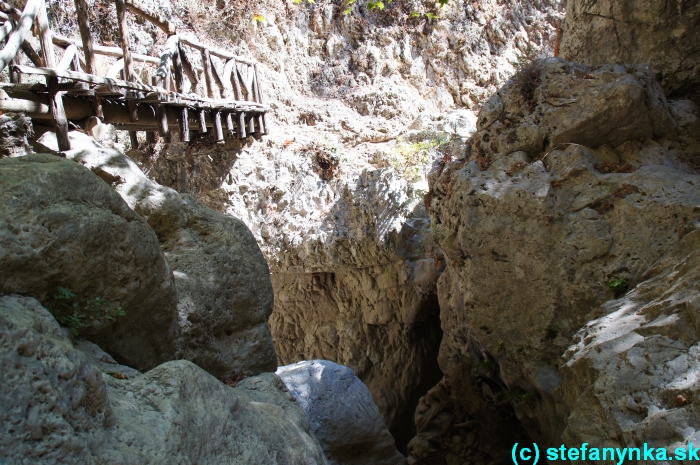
xmin=410 ymin=58 xmax=700 ymax=463
xmin=277 ymin=360 xmax=405 ymax=465
xmin=0 ymin=295 xmax=328 ymax=464
xmin=557 ymin=228 xmax=700 ymax=458
xmin=0 ymin=153 xmax=178 ymax=370
xmin=560 ymin=0 xmax=700 ymax=105
xmin=34 ymin=131 xmax=277 ymax=380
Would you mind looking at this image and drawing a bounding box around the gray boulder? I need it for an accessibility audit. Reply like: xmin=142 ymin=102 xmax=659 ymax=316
xmin=35 ymin=131 xmax=277 ymax=380
xmin=276 ymin=360 xmax=405 ymax=465
xmin=0 ymin=295 xmax=328 ymax=464
xmin=0 ymin=153 xmax=179 ymax=370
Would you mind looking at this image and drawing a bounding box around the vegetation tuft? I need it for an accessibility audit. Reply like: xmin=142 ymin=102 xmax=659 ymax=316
xmin=607 ymin=277 xmax=628 ymax=298
xmin=47 ymin=287 xmax=125 ymax=336
xmin=389 ymin=136 xmax=447 ymax=183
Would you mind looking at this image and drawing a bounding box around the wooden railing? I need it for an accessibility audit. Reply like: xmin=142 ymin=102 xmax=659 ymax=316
xmin=0 ymin=0 xmax=268 ymax=151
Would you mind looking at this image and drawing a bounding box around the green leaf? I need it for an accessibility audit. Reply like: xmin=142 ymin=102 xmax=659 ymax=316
xmin=425 ymin=12 xmax=438 ymax=19
xmin=437 ymin=0 xmax=449 ymax=6
xmin=253 ymin=14 xmax=265 ymax=22
xmin=343 ymin=8 xmax=352 ymax=14
xmin=410 ymin=11 xmax=420 ymax=17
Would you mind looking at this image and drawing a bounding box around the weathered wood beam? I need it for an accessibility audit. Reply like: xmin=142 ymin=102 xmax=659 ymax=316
xmin=231 ymin=59 xmax=242 ymax=101
xmin=115 ymin=0 xmax=135 ymax=82
xmin=198 ymin=109 xmax=207 ymax=133
xmin=209 ymin=55 xmax=226 ymax=97
xmin=73 ymin=0 xmax=94 ymax=74
xmin=0 ymin=19 xmax=10 ymax=42
xmin=124 ymin=0 xmax=175 ymax=35
xmin=179 ymin=34 xmax=255 ymax=65
xmin=177 ymin=41 xmax=198 ymax=91
xmin=253 ymin=63 xmax=266 ymax=134
xmin=0 ymin=0 xmax=41 ymax=73
xmin=47 ymin=76 xmax=70 ymax=150
xmin=107 ymin=58 xmax=124 ymax=78
xmin=237 ymin=111 xmax=246 ymax=139
xmin=57 ymin=43 xmax=77 ymax=70
xmin=52 ymin=33 xmax=160 ymax=64
xmin=213 ymin=110 xmax=223 ymax=141
xmin=201 ymin=48 xmax=214 ymax=99
xmin=36 ymin=0 xmax=56 ymax=68
xmin=172 ymin=45 xmax=189 ymax=142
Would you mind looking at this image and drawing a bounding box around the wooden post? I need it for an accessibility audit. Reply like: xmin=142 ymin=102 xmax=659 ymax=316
xmin=237 ymin=111 xmax=246 ymax=139
xmin=173 ymin=46 xmax=189 ymax=142
xmin=213 ymin=110 xmax=223 ymax=142
xmin=225 ymin=112 xmax=234 ymax=133
xmin=36 ymin=0 xmax=55 ymax=68
xmin=177 ymin=41 xmax=198 ymax=91
xmin=198 ymin=109 xmax=207 ymax=133
xmin=115 ymin=0 xmax=134 ymax=82
xmin=201 ymin=48 xmax=214 ymax=98
xmin=231 ymin=59 xmax=242 ymax=101
xmin=73 ymin=0 xmax=95 ymax=74
xmin=209 ymin=55 xmax=225 ymax=99
xmin=0 ymin=0 xmax=41 ymax=73
xmin=247 ymin=112 xmax=255 ymax=135
xmin=157 ymin=103 xmax=170 ymax=142
xmin=252 ymin=64 xmax=266 ymax=134
xmin=47 ymin=76 xmax=70 ymax=151
xmin=124 ymin=0 xmax=175 ymax=35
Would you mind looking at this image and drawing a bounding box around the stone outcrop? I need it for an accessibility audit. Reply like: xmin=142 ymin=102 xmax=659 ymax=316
xmin=277 ymin=360 xmax=405 ymax=465
xmin=0 ymin=295 xmax=328 ymax=464
xmin=34 ymin=131 xmax=277 ymax=380
xmin=0 ymin=153 xmax=179 ymax=370
xmin=560 ymin=0 xmax=700 ymax=105
xmin=412 ymin=58 xmax=700 ymax=463
xmin=556 ymin=229 xmax=700 ymax=458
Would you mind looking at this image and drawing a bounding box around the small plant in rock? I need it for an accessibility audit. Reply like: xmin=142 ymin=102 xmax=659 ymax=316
xmin=497 ymin=387 xmax=539 ymax=405
xmin=47 ymin=287 xmax=125 ymax=336
xmin=608 ymin=278 xmax=629 ymax=298
xmin=389 ymin=136 xmax=447 ymax=183
xmin=543 ymin=323 xmax=559 ymax=341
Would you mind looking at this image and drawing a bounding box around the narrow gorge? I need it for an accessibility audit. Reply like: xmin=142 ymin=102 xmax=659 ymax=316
xmin=0 ymin=0 xmax=698 ymax=464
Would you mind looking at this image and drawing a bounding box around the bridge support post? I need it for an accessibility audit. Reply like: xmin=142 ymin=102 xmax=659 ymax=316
xmin=47 ymin=76 xmax=70 ymax=151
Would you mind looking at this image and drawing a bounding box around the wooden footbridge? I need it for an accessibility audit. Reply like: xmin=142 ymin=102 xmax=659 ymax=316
xmin=0 ymin=0 xmax=268 ymax=151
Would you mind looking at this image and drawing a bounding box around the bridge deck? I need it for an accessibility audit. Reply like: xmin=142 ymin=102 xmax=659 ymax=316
xmin=0 ymin=0 xmax=269 ymax=150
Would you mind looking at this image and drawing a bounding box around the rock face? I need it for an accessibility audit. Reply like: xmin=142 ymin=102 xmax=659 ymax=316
xmin=556 ymin=229 xmax=700 ymax=458
xmin=560 ymin=0 xmax=700 ymax=105
xmin=277 ymin=360 xmax=405 ymax=465
xmin=0 ymin=153 xmax=179 ymax=370
xmin=413 ymin=58 xmax=700 ymax=463
xmin=34 ymin=131 xmax=277 ymax=380
xmin=0 ymin=295 xmax=328 ymax=464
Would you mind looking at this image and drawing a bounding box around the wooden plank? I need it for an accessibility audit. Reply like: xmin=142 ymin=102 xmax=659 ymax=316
xmin=124 ymin=0 xmax=175 ymax=35
xmin=201 ymin=48 xmax=214 ymax=99
xmin=47 ymin=76 xmax=70 ymax=151
xmin=225 ymin=112 xmax=234 ymax=132
xmin=115 ymin=0 xmax=135 ymax=83
xmin=57 ymin=43 xmax=78 ymax=70
xmin=0 ymin=0 xmax=41 ymax=73
xmin=36 ymin=0 xmax=56 ymax=68
xmin=213 ymin=110 xmax=223 ymax=141
xmin=73 ymin=0 xmax=94 ymax=74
